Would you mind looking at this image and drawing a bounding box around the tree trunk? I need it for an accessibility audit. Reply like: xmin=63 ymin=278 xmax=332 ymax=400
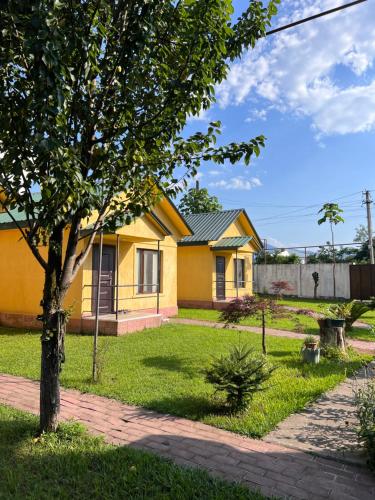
xmin=39 ymin=226 xmax=66 ymax=434
xmin=318 ymin=319 xmax=346 ymax=352
xmin=40 ymin=309 xmax=66 ymax=433
xmin=331 ymin=223 xmax=336 ymax=298
xmin=262 ymin=311 xmax=267 ymax=355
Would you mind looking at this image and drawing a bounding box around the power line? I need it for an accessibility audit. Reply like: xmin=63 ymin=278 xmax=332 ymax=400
xmin=252 ymin=191 xmax=362 ymax=223
xmin=266 ymin=0 xmax=367 ymax=36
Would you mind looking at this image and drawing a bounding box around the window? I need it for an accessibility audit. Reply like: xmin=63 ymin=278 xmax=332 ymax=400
xmin=137 ymin=249 xmax=161 ymax=293
xmin=234 ymin=258 xmax=245 ymax=288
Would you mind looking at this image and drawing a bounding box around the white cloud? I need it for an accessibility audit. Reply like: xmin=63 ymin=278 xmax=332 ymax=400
xmin=208 ymin=169 xmax=221 ymax=176
xmin=187 ymin=108 xmax=211 ymax=123
xmin=209 ymin=176 xmax=262 ymax=190
xmin=217 ymin=0 xmax=375 ymax=135
xmin=245 ymin=108 xmax=268 ymax=122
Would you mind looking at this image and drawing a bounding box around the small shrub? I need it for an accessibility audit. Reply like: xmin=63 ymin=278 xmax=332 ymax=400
xmin=94 ymin=337 xmax=111 ymax=383
xmin=204 ymin=344 xmax=276 ymax=412
xmin=270 ymin=280 xmax=293 ymax=299
xmin=220 ymin=295 xmax=284 ymax=354
xmin=303 ymin=335 xmax=318 ymax=347
xmin=354 ymin=380 xmax=375 ymax=470
xmin=320 ymin=345 xmax=348 ymax=362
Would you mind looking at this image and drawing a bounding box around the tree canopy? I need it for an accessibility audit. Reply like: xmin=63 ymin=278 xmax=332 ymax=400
xmin=0 ymin=0 xmax=278 ymax=432
xmin=179 ymin=185 xmax=222 ymax=215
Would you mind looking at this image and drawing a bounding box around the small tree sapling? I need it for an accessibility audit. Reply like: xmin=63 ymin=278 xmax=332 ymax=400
xmin=220 ymin=295 xmax=284 ymax=355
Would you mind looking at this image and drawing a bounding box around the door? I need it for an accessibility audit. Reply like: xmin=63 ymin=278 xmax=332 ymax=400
xmin=216 ymin=256 xmax=226 ymax=300
xmin=92 ymin=245 xmax=116 ymax=314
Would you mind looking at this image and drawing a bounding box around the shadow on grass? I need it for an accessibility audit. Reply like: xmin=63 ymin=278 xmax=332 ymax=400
xmin=0 ymin=417 xmax=267 ymax=500
xmin=143 ymin=394 xmax=227 ymax=420
xmin=141 ymin=355 xmax=202 ymax=379
xmin=0 ymin=327 xmax=40 ymax=336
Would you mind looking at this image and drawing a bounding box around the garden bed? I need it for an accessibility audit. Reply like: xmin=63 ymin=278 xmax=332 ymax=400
xmin=0 ymin=324 xmax=371 ymax=438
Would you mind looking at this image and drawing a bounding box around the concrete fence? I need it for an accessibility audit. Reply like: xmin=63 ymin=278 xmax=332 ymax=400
xmin=253 ymin=263 xmax=351 ymax=299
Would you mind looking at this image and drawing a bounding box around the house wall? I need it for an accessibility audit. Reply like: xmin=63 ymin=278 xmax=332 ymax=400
xmin=0 ymin=201 xmax=184 ymax=331
xmin=0 ymin=228 xmax=84 ymax=329
xmin=177 ymin=218 xmax=256 ymax=308
xmin=82 ymin=236 xmax=178 ymax=317
xmin=177 ymin=245 xmax=214 ymax=306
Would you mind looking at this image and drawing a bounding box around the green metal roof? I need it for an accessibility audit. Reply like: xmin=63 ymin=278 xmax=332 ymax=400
xmin=211 ymin=236 xmax=252 ymax=250
xmin=0 ymin=193 xmax=41 ymax=229
xmin=179 ymin=210 xmax=243 ymax=244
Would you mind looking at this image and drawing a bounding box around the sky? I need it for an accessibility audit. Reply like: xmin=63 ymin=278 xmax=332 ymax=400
xmin=181 ymin=0 xmax=375 ymax=250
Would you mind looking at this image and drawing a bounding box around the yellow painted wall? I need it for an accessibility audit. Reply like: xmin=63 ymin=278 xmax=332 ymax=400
xmin=81 ymin=201 xmax=181 ymax=314
xmin=177 ymin=218 xmax=256 ymax=303
xmin=177 ymin=246 xmax=214 ymax=301
xmin=0 ymin=197 xmax=186 ymax=321
xmin=82 ymin=235 xmax=178 ymax=314
xmin=0 ymin=229 xmax=84 ymax=319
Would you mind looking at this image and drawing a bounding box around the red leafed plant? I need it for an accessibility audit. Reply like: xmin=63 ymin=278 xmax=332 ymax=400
xmin=270 ymin=280 xmax=294 ymax=299
xmin=220 ymin=295 xmax=285 ymax=355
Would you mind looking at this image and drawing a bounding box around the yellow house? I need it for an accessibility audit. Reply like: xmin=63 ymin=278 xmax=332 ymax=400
xmin=177 ymin=209 xmax=262 ymax=309
xmin=0 ymin=196 xmax=192 ymax=335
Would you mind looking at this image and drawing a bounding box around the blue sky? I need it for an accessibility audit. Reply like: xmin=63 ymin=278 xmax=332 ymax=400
xmin=181 ymin=0 xmax=375 ymax=249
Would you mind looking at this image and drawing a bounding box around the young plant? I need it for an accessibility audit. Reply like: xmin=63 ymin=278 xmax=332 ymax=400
xmin=317 ymin=203 xmax=344 ymax=298
xmin=270 ymin=280 xmax=293 ymax=299
xmin=205 ymin=344 xmax=275 ymax=412
xmin=220 ymin=295 xmax=284 ymax=355
xmin=354 ymin=380 xmax=375 ymax=470
xmin=303 ymin=335 xmax=319 ymax=349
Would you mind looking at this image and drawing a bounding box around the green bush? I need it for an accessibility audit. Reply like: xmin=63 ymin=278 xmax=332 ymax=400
xmin=355 ymin=380 xmax=375 ymax=470
xmin=204 ymin=344 xmax=275 ymax=412
xmin=325 ymin=301 xmax=370 ymax=331
xmin=320 ymin=345 xmax=349 ymax=362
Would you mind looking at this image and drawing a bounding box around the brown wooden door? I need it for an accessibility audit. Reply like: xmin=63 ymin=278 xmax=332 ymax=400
xmin=350 ymin=264 xmax=375 ymax=299
xmin=216 ymin=256 xmax=226 ymax=299
xmin=92 ymin=245 xmax=116 ymax=315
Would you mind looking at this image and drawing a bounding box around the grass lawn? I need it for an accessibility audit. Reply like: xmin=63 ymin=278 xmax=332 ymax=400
xmin=0 ymin=324 xmax=371 ymax=438
xmin=0 ymin=405 xmax=265 ymax=500
xmin=177 ymin=306 xmax=375 ymax=342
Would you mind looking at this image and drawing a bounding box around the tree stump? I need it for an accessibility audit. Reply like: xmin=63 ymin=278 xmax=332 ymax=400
xmin=317 ymin=319 xmax=346 ymax=352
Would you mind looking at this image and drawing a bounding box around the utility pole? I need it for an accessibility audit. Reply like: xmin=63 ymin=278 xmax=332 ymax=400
xmin=364 ymin=190 xmax=374 ymax=264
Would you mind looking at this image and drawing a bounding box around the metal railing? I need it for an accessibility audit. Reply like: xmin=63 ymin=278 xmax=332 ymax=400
xmin=82 ymin=282 xmax=161 ymax=319
xmin=212 ymin=279 xmax=253 ymax=300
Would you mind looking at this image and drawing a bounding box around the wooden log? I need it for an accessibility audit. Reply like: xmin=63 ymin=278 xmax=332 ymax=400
xmin=317 ymin=319 xmax=346 ymax=352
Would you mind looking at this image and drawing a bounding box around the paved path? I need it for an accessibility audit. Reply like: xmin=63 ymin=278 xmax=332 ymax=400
xmin=265 ymin=362 xmax=375 ymax=467
xmin=171 ymin=318 xmax=375 ymax=354
xmin=1 ymin=374 xmax=375 ymax=500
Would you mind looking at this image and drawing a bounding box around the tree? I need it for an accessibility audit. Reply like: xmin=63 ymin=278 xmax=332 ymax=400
xmin=317 ymin=203 xmax=344 ymax=297
xmin=354 ymin=225 xmax=368 ymax=243
xmin=220 ymin=295 xmax=283 ymax=354
xmin=179 ymin=185 xmax=222 ymax=215
xmin=255 ymin=250 xmax=301 ymax=264
xmin=270 ymin=280 xmax=293 ymax=299
xmin=0 ymin=1 xmax=278 ymax=433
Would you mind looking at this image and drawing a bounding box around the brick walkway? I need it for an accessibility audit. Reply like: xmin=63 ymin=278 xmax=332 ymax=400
xmin=1 ymin=373 xmax=374 ymax=499
xmin=171 ymin=318 xmax=375 ymax=354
